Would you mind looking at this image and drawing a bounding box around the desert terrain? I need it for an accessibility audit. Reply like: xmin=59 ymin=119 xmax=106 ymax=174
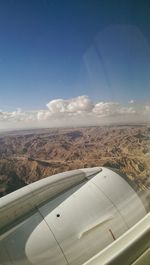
xmin=0 ymin=125 xmax=150 ymax=198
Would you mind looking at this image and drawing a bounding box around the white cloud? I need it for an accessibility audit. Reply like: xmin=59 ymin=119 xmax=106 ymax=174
xmin=129 ymin=99 xmax=135 ymax=104
xmin=119 ymin=106 xmax=136 ymax=114
xmin=46 ymin=95 xmax=93 ymax=114
xmin=37 ymin=110 xmax=52 ymax=121
xmin=0 ymin=96 xmax=149 ymax=130
xmin=0 ymin=109 xmax=36 ymax=123
xmin=93 ymin=102 xmax=136 ymax=116
xmin=93 ymin=102 xmax=119 ymax=116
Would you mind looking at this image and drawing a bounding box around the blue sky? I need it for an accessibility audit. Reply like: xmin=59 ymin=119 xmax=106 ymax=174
xmin=0 ymin=0 xmax=150 ymax=129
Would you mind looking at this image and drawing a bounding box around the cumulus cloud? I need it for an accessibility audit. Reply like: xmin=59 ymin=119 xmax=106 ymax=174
xmin=93 ymin=102 xmax=120 ymax=116
xmin=0 ymin=96 xmax=149 ymax=130
xmin=37 ymin=110 xmax=52 ymax=121
xmin=46 ymin=95 xmax=93 ymax=114
xmin=0 ymin=109 xmax=36 ymax=123
xmin=93 ymin=102 xmax=136 ymax=116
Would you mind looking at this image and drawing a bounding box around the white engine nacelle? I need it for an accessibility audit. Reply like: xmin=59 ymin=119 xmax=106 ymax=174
xmin=0 ymin=167 xmax=147 ymax=265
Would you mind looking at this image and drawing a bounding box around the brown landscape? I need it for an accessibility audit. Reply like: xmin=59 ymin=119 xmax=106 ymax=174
xmin=0 ymin=125 xmax=150 ymax=198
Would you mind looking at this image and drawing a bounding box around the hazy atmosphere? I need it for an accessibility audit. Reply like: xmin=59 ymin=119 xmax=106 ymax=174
xmin=0 ymin=0 xmax=150 ymax=130
xmin=0 ymin=96 xmax=150 ymax=130
xmin=0 ymin=3 xmax=149 ymax=264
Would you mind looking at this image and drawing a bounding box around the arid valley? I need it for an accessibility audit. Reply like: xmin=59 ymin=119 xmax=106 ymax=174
xmin=0 ymin=125 xmax=150 ymax=199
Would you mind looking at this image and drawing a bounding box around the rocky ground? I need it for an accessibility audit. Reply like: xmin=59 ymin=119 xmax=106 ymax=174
xmin=0 ymin=125 xmax=150 ymax=198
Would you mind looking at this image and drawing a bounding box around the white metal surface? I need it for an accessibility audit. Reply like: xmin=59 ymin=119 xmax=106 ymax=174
xmin=1 ymin=212 xmax=68 ymax=265
xmin=91 ymin=167 xmax=146 ymax=227
xmin=0 ymin=167 xmax=148 ymax=265
xmin=0 ymin=167 xmax=101 ymax=231
xmin=82 ymin=212 xmax=150 ymax=265
xmin=39 ymin=181 xmax=128 ymax=265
